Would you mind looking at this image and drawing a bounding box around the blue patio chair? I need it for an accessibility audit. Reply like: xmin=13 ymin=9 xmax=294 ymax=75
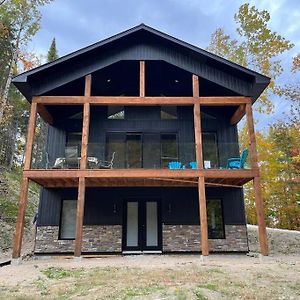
xmin=189 ymin=161 xmax=198 ymax=169
xmin=168 ymin=161 xmax=183 ymax=169
xmin=227 ymin=149 xmax=249 ymax=169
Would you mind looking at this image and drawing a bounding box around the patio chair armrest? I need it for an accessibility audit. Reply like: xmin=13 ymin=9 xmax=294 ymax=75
xmin=227 ymin=158 xmax=240 ymax=162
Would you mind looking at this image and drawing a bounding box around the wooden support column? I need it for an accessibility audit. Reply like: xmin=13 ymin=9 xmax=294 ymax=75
xmin=140 ymin=61 xmax=145 ymax=97
xmin=12 ymin=177 xmax=29 ymax=259
xmin=74 ymin=177 xmax=86 ymax=257
xmin=193 ymin=74 xmax=208 ymax=255
xmin=80 ymin=102 xmax=90 ymax=169
xmin=80 ymin=75 xmax=91 ymax=169
xmin=74 ymin=75 xmax=91 ymax=257
xmin=246 ymin=103 xmax=268 ymax=256
xmin=198 ymin=177 xmax=209 ymax=256
xmin=193 ymin=75 xmax=203 ymax=168
xmin=24 ymin=102 xmax=38 ymax=170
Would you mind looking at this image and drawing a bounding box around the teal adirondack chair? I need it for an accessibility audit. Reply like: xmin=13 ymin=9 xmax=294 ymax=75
xmin=227 ymin=149 xmax=249 ymax=169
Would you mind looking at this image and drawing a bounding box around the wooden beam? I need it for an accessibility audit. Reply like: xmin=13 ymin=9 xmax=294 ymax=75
xmin=140 ymin=61 xmax=145 ymax=97
xmin=192 ymin=74 xmax=199 ymax=97
xmin=230 ymin=104 xmax=246 ymax=125
xmin=80 ymin=103 xmax=90 ymax=169
xmin=193 ymin=74 xmax=203 ymax=169
xmin=23 ymin=168 xmax=257 ymax=179
xmin=246 ymin=103 xmax=259 ymax=169
xmin=85 ymin=74 xmax=92 ymax=97
xmin=74 ymin=177 xmax=86 ymax=257
xmin=198 ymin=177 xmax=209 ymax=256
xmin=253 ymin=176 xmax=269 ymax=256
xmin=24 ymin=102 xmax=37 ymax=170
xmin=33 ymin=96 xmax=251 ymax=106
xmin=12 ymin=177 xmax=29 ymax=259
xmin=37 ymin=104 xmax=54 ymax=125
xmin=246 ymin=103 xmax=268 ymax=256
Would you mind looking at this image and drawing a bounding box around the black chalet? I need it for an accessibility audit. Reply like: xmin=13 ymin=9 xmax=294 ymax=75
xmin=12 ymin=24 xmax=270 ymax=259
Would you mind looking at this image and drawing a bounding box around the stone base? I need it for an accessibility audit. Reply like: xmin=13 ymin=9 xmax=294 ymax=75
xmin=35 ymin=225 xmax=122 ymax=253
xmin=162 ymin=224 xmax=248 ymax=252
xmin=35 ymin=224 xmax=248 ymax=254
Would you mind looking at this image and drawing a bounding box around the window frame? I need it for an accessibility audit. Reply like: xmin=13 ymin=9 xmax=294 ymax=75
xmin=160 ymin=133 xmax=179 ymax=168
xmin=59 ymin=199 xmax=77 ymax=240
xmin=202 ymin=131 xmax=219 ymax=168
xmin=207 ymin=199 xmax=225 ymax=239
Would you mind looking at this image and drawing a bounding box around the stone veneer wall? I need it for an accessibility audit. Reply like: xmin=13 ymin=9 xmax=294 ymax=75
xmin=163 ymin=224 xmax=248 ymax=252
xmin=35 ymin=225 xmax=122 ymax=253
xmin=35 ymin=224 xmax=248 ymax=253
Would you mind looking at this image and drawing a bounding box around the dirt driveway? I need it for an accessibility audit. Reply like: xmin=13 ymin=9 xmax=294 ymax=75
xmin=0 ymin=253 xmax=299 ymax=299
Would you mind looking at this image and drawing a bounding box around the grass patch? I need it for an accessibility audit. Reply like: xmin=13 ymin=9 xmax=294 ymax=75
xmin=197 ymin=283 xmax=218 ymax=291
xmin=41 ymin=266 xmax=84 ymax=280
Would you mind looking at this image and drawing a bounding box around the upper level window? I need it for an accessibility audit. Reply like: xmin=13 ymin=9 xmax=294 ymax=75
xmin=161 ymin=133 xmax=178 ymax=168
xmin=207 ymin=199 xmax=225 ymax=239
xmin=107 ymin=106 xmax=125 ymax=120
xmin=161 ymin=106 xmax=177 ymax=119
xmin=202 ymin=132 xmax=219 ymax=168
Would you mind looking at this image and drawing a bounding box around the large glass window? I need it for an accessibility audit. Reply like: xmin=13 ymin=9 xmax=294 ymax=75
xmin=207 ymin=199 xmax=224 ymax=239
xmin=126 ymin=134 xmax=142 ymax=168
xmin=161 ymin=133 xmax=178 ymax=168
xmin=60 ymin=200 xmax=77 ymax=239
xmin=202 ymin=132 xmax=219 ymax=168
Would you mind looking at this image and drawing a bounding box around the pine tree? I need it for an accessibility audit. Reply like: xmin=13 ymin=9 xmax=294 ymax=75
xmin=47 ymin=38 xmax=58 ymax=62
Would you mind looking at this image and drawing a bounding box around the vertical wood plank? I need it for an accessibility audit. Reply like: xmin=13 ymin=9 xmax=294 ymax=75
xmin=192 ymin=74 xmax=199 ymax=97
xmin=80 ymin=103 xmax=90 ymax=169
xmin=245 ymin=103 xmax=258 ymax=169
xmin=198 ymin=176 xmax=209 ymax=256
xmin=12 ymin=177 xmax=29 ymax=258
xmin=140 ymin=61 xmax=145 ymax=97
xmin=24 ymin=102 xmax=38 ymax=170
xmin=74 ymin=177 xmax=86 ymax=257
xmin=84 ymin=74 xmax=92 ymax=97
xmin=194 ymin=104 xmax=203 ymax=168
xmin=253 ymin=176 xmax=269 ymax=256
xmin=246 ymin=103 xmax=268 ymax=256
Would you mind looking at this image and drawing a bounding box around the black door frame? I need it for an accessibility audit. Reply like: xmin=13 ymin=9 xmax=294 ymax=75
xmin=122 ymin=198 xmax=162 ymax=251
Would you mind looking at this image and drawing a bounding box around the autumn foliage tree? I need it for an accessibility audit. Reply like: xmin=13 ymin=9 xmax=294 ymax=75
xmin=0 ymin=0 xmax=53 ymax=168
xmin=208 ymin=3 xmax=299 ymax=230
xmin=207 ymin=3 xmax=293 ymax=113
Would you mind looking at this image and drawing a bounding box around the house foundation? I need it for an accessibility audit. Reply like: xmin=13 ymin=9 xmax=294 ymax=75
xmin=34 ymin=224 xmax=248 ymax=253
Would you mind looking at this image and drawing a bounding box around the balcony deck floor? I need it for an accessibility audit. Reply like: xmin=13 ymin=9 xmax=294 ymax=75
xmin=24 ymin=168 xmax=257 ymax=188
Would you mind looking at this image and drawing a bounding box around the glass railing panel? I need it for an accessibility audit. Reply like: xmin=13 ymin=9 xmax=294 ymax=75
xmin=30 ymin=141 xmax=250 ymax=170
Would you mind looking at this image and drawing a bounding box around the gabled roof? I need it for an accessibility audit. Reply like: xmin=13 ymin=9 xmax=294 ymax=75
xmin=13 ymin=23 xmax=270 ymax=101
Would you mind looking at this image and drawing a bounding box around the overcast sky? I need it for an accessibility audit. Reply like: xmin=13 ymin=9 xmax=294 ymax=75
xmin=30 ymin=0 xmax=300 ymax=129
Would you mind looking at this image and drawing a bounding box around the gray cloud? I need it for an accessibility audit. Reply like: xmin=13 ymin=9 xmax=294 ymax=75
xmin=30 ymin=0 xmax=300 ymax=129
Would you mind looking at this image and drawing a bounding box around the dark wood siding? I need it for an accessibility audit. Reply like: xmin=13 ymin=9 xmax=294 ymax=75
xmin=37 ymin=187 xmax=246 ymax=226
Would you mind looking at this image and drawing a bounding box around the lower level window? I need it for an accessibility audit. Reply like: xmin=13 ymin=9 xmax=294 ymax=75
xmin=207 ymin=199 xmax=225 ymax=239
xmin=60 ymin=200 xmax=77 ymax=239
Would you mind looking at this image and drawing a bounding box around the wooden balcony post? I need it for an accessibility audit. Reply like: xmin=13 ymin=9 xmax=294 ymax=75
xmin=74 ymin=177 xmax=86 ymax=257
xmin=80 ymin=103 xmax=90 ymax=169
xmin=193 ymin=74 xmax=208 ymax=255
xmin=80 ymin=75 xmax=91 ymax=170
xmin=246 ymin=103 xmax=268 ymax=256
xmin=24 ymin=102 xmax=38 ymax=170
xmin=140 ymin=61 xmax=145 ymax=97
xmin=198 ymin=176 xmax=209 ymax=256
xmin=12 ymin=177 xmax=29 ymax=259
xmin=193 ymin=75 xmax=203 ymax=167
